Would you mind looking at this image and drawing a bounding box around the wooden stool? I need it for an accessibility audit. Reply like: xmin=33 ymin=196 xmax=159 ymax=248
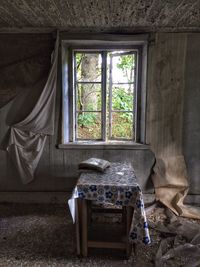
xmin=76 ymin=199 xmax=134 ymax=257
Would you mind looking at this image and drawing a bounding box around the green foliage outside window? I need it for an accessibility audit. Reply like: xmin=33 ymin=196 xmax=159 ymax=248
xmin=75 ymin=52 xmax=135 ymax=139
xmin=78 ymin=113 xmax=97 ymax=127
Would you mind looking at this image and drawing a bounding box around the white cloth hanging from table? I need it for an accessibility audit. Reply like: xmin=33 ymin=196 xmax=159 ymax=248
xmin=68 ymin=163 xmax=151 ymax=245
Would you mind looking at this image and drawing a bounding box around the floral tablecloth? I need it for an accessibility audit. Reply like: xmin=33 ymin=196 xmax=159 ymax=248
xmin=68 ymin=162 xmax=150 ymax=245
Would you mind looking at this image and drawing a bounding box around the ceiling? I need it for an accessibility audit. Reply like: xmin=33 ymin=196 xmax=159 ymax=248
xmin=0 ymin=0 xmax=199 ymax=33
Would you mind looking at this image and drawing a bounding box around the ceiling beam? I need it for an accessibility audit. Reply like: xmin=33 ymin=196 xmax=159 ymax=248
xmin=0 ymin=26 xmax=200 ymax=34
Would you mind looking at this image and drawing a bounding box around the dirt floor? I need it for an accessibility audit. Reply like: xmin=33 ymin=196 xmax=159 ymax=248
xmin=0 ymin=203 xmax=199 ymax=267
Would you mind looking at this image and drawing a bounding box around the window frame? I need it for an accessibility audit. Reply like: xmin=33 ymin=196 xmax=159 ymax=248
xmin=73 ymin=50 xmax=105 ymax=142
xmin=108 ymin=50 xmax=138 ymax=141
xmin=61 ymin=34 xmax=148 ymax=147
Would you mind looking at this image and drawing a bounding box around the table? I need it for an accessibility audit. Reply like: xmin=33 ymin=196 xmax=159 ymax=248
xmin=68 ymin=162 xmax=150 ymax=256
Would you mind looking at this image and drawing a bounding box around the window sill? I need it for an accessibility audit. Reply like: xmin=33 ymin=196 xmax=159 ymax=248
xmin=57 ymin=141 xmax=150 ymax=150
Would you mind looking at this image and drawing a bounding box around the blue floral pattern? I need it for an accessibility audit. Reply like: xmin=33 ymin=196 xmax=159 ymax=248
xmin=69 ymin=163 xmax=151 ymax=245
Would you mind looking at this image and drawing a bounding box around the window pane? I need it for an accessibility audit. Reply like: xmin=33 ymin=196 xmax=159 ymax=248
xmin=77 ymin=112 xmax=102 ymax=140
xmin=111 ymin=112 xmax=133 ymax=139
xmin=109 ymin=53 xmax=135 ymax=84
xmin=112 ymin=85 xmax=134 ymax=111
xmin=75 ymin=53 xmax=102 ymax=82
xmin=76 ymin=84 xmax=101 ymax=111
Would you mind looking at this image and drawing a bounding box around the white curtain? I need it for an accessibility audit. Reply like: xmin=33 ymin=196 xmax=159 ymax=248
xmin=3 ymin=33 xmax=59 ymax=184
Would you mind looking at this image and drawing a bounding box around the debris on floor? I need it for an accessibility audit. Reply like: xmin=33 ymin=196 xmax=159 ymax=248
xmin=0 ymin=202 xmax=200 ymax=267
xmin=147 ymin=201 xmax=200 ymax=267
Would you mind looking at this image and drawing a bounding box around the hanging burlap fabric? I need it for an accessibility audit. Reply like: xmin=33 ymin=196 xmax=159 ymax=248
xmin=147 ymin=33 xmax=200 ymax=219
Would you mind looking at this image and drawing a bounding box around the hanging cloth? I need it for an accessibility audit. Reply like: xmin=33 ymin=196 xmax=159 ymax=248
xmin=3 ymin=32 xmax=59 ymax=184
xmin=148 ymin=33 xmax=200 ymax=219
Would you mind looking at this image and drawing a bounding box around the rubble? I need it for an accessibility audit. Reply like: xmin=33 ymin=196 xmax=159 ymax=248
xmin=0 ymin=202 xmax=200 ymax=267
xmin=147 ymin=201 xmax=200 ymax=267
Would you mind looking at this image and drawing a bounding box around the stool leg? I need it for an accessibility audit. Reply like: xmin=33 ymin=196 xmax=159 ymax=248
xmin=126 ymin=206 xmax=133 ymax=258
xmin=81 ymin=199 xmax=88 ymax=257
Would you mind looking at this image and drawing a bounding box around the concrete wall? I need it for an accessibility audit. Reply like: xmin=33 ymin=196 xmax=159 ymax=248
xmin=0 ymin=32 xmax=200 ymax=200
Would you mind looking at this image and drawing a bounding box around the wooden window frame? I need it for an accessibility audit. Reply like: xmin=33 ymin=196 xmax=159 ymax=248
xmin=73 ymin=50 xmax=105 ymax=142
xmin=61 ymin=34 xmax=148 ymax=148
xmin=108 ymin=51 xmax=138 ymax=141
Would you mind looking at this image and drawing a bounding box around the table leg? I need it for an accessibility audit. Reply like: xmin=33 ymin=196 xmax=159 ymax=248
xmin=81 ymin=199 xmax=88 ymax=257
xmin=75 ymin=199 xmax=81 ymax=256
xmin=122 ymin=206 xmax=126 ymax=224
xmin=126 ymin=206 xmax=133 ymax=258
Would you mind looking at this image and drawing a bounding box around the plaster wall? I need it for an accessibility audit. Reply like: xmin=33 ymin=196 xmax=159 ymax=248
xmin=183 ymin=34 xmax=200 ymax=194
xmin=0 ymin=32 xmax=199 ymax=198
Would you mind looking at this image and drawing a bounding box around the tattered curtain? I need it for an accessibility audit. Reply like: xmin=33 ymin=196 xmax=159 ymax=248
xmin=1 ymin=33 xmax=59 ymax=184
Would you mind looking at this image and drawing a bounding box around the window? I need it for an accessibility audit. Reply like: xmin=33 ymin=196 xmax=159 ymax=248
xmin=61 ymin=35 xmax=147 ymax=146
